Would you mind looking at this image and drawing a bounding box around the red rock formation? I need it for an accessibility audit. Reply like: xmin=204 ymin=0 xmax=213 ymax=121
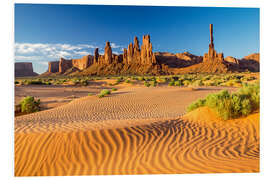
xmin=238 ymin=53 xmax=260 ymax=72
xmin=93 ymin=48 xmax=99 ymax=64
xmin=141 ymin=35 xmax=157 ymax=64
xmin=15 ymin=62 xmax=38 ymax=77
xmin=155 ymin=52 xmax=203 ymax=68
xmin=224 ymin=56 xmax=239 ymax=64
xmin=59 ymin=58 xmax=72 ymax=73
xmin=72 ymin=55 xmax=93 ymax=70
xmin=203 ymin=24 xmax=225 ymax=63
xmin=48 ymin=61 xmax=59 ymax=73
xmin=104 ymin=42 xmax=112 ymax=64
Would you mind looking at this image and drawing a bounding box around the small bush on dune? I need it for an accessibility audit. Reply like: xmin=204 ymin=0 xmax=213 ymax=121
xmin=111 ymin=88 xmax=117 ymax=91
xmin=88 ymin=93 xmax=94 ymax=96
xmin=187 ymin=83 xmax=260 ymax=120
xmin=20 ymin=96 xmax=40 ymax=113
xmin=98 ymin=89 xmax=111 ymax=98
xmin=125 ymin=79 xmax=131 ymax=83
xmin=138 ymin=76 xmax=145 ymax=81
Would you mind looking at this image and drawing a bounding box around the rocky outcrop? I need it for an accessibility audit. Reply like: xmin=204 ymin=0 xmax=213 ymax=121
xmin=44 ymin=26 xmax=259 ymax=76
xmin=93 ymin=48 xmax=99 ymax=64
xmin=141 ymin=35 xmax=157 ymax=64
xmin=15 ymin=62 xmax=38 ymax=77
xmin=59 ymin=58 xmax=72 ymax=73
xmin=155 ymin=52 xmax=202 ymax=68
xmin=72 ymin=55 xmax=93 ymax=70
xmin=48 ymin=61 xmax=59 ymax=73
xmin=172 ymin=24 xmax=229 ymax=74
xmin=224 ymin=56 xmax=239 ymax=64
xmin=238 ymin=53 xmax=260 ymax=72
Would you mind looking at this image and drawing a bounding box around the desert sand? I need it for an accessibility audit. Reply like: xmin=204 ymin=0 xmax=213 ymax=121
xmin=14 ymin=86 xmax=259 ymax=176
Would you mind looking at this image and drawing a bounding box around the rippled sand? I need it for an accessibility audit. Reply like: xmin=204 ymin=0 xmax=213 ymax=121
xmin=14 ymin=86 xmax=259 ymax=176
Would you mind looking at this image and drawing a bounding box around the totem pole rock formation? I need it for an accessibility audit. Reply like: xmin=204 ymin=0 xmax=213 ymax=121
xmin=203 ymin=24 xmax=224 ymax=63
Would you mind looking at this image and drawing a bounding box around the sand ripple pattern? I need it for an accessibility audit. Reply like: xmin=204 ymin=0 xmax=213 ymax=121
xmin=14 ymin=87 xmax=259 ymax=176
xmin=15 ymin=115 xmax=259 ymax=176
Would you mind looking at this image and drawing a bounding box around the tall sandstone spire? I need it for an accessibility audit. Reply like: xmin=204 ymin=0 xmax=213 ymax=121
xmin=203 ymin=24 xmax=224 ymax=63
xmin=141 ymin=35 xmax=157 ymax=64
xmin=104 ymin=41 xmax=112 ymax=64
xmin=94 ymin=48 xmax=99 ymax=64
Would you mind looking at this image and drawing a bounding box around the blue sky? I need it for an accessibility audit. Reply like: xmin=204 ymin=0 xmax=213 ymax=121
xmin=15 ymin=4 xmax=259 ymax=73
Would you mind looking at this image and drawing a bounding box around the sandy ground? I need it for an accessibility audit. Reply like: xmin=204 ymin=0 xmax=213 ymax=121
xmin=14 ymin=85 xmax=259 ymax=176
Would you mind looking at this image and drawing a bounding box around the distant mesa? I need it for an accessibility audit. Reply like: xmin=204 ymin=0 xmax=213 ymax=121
xmin=40 ymin=24 xmax=259 ymax=76
xmin=15 ymin=62 xmax=38 ymax=77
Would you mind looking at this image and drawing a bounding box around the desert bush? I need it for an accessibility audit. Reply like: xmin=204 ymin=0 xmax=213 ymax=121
xmin=168 ymin=81 xmax=175 ymax=86
xmin=15 ymin=81 xmax=19 ymax=85
xmin=111 ymin=88 xmax=117 ymax=91
xmin=187 ymin=83 xmax=260 ymax=120
xmin=187 ymin=99 xmax=206 ymax=112
xmin=88 ymin=93 xmax=94 ymax=96
xmin=25 ymin=80 xmax=44 ymax=85
xmin=183 ymin=80 xmax=191 ymax=86
xmin=98 ymin=89 xmax=111 ymax=98
xmin=192 ymin=80 xmax=203 ymax=87
xmin=174 ymin=80 xmax=181 ymax=86
xmin=144 ymin=81 xmax=151 ymax=87
xmin=20 ymin=96 xmax=40 ymax=113
xmin=150 ymin=80 xmax=157 ymax=87
xmin=138 ymin=76 xmax=145 ymax=81
xmin=125 ymin=79 xmax=131 ymax=83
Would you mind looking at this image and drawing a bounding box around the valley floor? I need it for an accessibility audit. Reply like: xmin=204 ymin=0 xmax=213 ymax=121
xmin=14 ymin=85 xmax=259 ymax=176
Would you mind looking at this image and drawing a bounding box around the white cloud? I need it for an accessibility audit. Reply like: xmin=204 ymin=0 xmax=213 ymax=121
xmin=14 ymin=42 xmax=98 ymax=61
xmin=110 ymin=43 xmax=121 ymax=49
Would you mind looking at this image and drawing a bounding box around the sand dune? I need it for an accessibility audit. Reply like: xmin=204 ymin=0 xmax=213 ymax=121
xmin=14 ymin=86 xmax=259 ymax=176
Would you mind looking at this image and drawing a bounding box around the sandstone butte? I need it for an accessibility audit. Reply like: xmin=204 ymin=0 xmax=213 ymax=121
xmin=15 ymin=62 xmax=38 ymax=77
xmin=39 ymin=24 xmax=259 ymax=76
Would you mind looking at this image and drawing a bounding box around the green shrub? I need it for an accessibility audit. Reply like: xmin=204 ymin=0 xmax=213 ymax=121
xmin=186 ymin=83 xmax=260 ymax=120
xmin=20 ymin=96 xmax=40 ymax=113
xmin=125 ymin=79 xmax=131 ymax=83
xmin=116 ymin=79 xmax=121 ymax=83
xmin=144 ymin=81 xmax=151 ymax=87
xmin=111 ymin=88 xmax=117 ymax=91
xmin=168 ymin=81 xmax=175 ymax=86
xmin=98 ymin=89 xmax=111 ymax=98
xmin=150 ymin=80 xmax=157 ymax=87
xmin=187 ymin=99 xmax=206 ymax=112
xmin=183 ymin=80 xmax=191 ymax=86
xmin=88 ymin=93 xmax=94 ymax=96
xmin=192 ymin=80 xmax=203 ymax=87
xmin=138 ymin=76 xmax=145 ymax=81
xmin=174 ymin=80 xmax=181 ymax=86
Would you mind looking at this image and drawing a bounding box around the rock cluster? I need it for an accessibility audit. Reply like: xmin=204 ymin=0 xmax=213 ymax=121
xmin=122 ymin=35 xmax=156 ymax=65
xmin=203 ymin=24 xmax=224 ymax=63
xmin=43 ymin=26 xmax=259 ymax=76
xmin=15 ymin=62 xmax=38 ymax=77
